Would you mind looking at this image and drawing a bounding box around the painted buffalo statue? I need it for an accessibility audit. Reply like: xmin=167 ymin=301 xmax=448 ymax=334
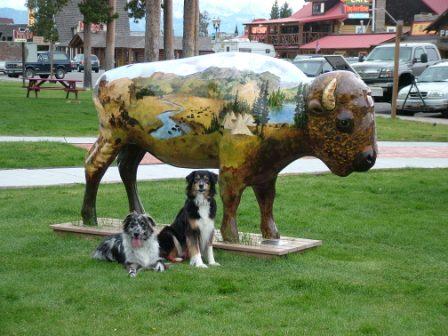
xmin=82 ymin=52 xmax=377 ymax=242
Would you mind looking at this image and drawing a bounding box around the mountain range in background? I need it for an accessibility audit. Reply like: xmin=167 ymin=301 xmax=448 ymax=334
xmin=0 ymin=5 xmax=272 ymax=37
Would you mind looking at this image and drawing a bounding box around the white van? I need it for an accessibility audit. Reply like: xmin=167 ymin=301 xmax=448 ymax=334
xmin=213 ymin=38 xmax=276 ymax=57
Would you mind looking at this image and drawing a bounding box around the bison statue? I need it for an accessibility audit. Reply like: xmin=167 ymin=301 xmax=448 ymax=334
xmin=81 ymin=52 xmax=377 ymax=241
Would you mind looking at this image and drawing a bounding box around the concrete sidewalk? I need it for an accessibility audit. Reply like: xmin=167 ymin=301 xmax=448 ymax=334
xmin=0 ymin=139 xmax=447 ymax=188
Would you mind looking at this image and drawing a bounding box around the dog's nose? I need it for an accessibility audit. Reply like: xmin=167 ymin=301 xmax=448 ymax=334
xmin=133 ymin=232 xmax=140 ymax=238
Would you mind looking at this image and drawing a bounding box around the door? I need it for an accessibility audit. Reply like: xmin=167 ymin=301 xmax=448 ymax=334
xmin=37 ymin=53 xmax=50 ymax=74
xmin=411 ymin=47 xmax=427 ymax=76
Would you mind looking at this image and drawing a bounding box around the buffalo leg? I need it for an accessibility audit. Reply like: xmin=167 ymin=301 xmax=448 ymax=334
xmin=253 ymin=177 xmax=280 ymax=239
xmin=117 ymin=144 xmax=146 ymax=214
xmin=81 ymin=137 xmax=121 ymax=226
xmin=219 ymin=170 xmax=246 ymax=242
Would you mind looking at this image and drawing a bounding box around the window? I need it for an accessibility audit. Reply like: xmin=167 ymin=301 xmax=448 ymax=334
xmin=414 ymin=47 xmax=425 ymax=62
xmin=355 ymin=26 xmax=366 ymax=34
xmin=265 ymin=49 xmax=271 ymax=54
xmin=322 ymin=62 xmax=332 ymax=73
xmin=226 ymin=46 xmax=230 ymax=52
xmin=53 ymin=53 xmax=68 ymax=61
xmin=425 ymin=47 xmax=438 ymax=61
xmin=38 ymin=54 xmax=49 ymax=62
xmin=238 ymin=48 xmax=252 ymax=53
xmin=312 ymin=2 xmax=325 ymax=15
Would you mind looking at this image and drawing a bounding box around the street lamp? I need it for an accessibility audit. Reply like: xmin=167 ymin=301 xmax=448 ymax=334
xmin=212 ymin=17 xmax=221 ymax=41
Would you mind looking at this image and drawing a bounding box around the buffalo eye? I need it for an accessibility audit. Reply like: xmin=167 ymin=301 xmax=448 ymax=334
xmin=336 ymin=114 xmax=354 ymax=133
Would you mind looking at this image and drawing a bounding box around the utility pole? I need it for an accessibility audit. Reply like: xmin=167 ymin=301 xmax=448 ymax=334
xmin=390 ymin=20 xmax=403 ymax=119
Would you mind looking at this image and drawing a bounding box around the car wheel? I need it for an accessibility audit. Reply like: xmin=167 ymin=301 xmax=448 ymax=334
xmin=95 ymin=69 xmax=99 ymax=73
xmin=25 ymin=68 xmax=35 ymax=79
xmin=55 ymin=68 xmax=65 ymax=79
xmin=442 ymin=111 xmax=448 ymax=118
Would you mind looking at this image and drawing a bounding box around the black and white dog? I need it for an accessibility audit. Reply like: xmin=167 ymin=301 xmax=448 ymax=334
xmin=93 ymin=212 xmax=165 ymax=277
xmin=158 ymin=170 xmax=220 ymax=268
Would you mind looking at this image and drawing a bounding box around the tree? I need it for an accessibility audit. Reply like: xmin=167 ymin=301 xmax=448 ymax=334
xmin=270 ymin=0 xmax=279 ymax=19
xmin=252 ymin=81 xmax=270 ymax=137
xmin=125 ymin=0 xmax=174 ymax=61
xmin=105 ymin=0 xmax=117 ymax=70
xmin=163 ymin=0 xmax=174 ymax=60
xmin=26 ymin=0 xmax=68 ymax=79
xmin=193 ymin=0 xmax=199 ymax=55
xmin=199 ymin=11 xmax=209 ymax=37
xmin=280 ymin=1 xmax=292 ymax=18
xmin=144 ymin=0 xmax=161 ymax=61
xmin=293 ymin=83 xmax=308 ymax=129
xmin=78 ymin=0 xmax=117 ymax=88
xmin=183 ymin=0 xmax=195 ymax=57
xmin=234 ymin=24 xmax=239 ymax=36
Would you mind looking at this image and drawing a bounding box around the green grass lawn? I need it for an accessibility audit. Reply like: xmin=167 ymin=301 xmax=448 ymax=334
xmin=0 ymin=169 xmax=447 ymax=335
xmin=0 ymin=81 xmax=98 ymax=136
xmin=0 ymin=142 xmax=87 ymax=169
xmin=1 ymin=81 xmax=448 ymax=141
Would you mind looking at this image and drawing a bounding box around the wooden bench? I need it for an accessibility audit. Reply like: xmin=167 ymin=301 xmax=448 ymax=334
xmin=26 ymin=78 xmax=85 ymax=99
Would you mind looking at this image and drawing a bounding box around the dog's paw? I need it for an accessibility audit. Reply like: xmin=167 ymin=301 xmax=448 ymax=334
xmin=174 ymin=257 xmax=184 ymax=262
xmin=153 ymin=261 xmax=166 ymax=272
xmin=209 ymin=262 xmax=221 ymax=266
xmin=128 ymin=269 xmax=137 ymax=278
xmin=194 ymin=263 xmax=208 ymax=268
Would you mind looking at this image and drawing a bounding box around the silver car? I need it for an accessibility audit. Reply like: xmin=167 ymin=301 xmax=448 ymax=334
xmin=397 ymin=62 xmax=448 ymax=117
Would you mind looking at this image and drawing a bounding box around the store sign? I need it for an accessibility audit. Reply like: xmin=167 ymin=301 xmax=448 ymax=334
xmin=411 ymin=21 xmax=436 ymax=36
xmin=251 ymin=26 xmax=267 ymax=34
xmin=76 ymin=21 xmax=107 ymax=33
xmin=342 ymin=0 xmax=371 ymax=19
xmin=13 ymin=29 xmax=33 ymax=43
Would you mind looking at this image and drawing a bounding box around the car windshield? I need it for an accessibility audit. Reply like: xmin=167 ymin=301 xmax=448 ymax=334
xmin=293 ymin=60 xmax=322 ymax=77
xmin=418 ymin=66 xmax=448 ymax=82
xmin=366 ymin=47 xmax=412 ymax=62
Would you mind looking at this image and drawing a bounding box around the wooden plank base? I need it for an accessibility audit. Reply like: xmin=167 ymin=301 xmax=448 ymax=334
xmin=50 ymin=219 xmax=322 ymax=257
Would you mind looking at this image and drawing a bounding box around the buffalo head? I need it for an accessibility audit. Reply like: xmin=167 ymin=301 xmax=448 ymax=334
xmin=305 ymin=71 xmax=377 ymax=177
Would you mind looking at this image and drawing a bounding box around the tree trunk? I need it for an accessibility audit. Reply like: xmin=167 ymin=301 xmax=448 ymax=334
xmin=83 ymin=23 xmax=92 ymax=89
xmin=163 ymin=0 xmax=174 ymax=60
xmin=105 ymin=0 xmax=116 ymax=70
xmin=183 ymin=0 xmax=194 ymax=58
xmin=145 ymin=0 xmax=161 ymax=62
xmin=49 ymin=41 xmax=54 ymax=78
xmin=193 ymin=0 xmax=199 ymax=56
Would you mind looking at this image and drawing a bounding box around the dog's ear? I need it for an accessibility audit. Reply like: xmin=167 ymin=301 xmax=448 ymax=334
xmin=186 ymin=171 xmax=196 ymax=184
xmin=123 ymin=212 xmax=137 ymax=230
xmin=141 ymin=214 xmax=156 ymax=228
xmin=210 ymin=172 xmax=218 ymax=184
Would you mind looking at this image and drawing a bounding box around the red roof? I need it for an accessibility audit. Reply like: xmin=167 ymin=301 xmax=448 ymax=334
xmin=246 ymin=2 xmax=347 ymax=25
xmin=299 ymin=33 xmax=396 ymax=50
xmin=0 ymin=18 xmax=14 ymax=25
xmin=421 ymin=0 xmax=448 ymax=15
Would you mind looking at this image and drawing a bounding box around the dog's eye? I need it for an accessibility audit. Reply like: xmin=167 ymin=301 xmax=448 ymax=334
xmin=204 ymin=176 xmax=209 ymax=181
xmin=194 ymin=176 xmax=200 ymax=181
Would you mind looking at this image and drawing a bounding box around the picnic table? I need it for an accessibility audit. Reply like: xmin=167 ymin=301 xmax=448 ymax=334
xmin=25 ymin=78 xmax=85 ymax=99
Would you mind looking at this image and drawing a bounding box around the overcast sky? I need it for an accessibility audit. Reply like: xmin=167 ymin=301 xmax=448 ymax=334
xmin=0 ymin=0 xmax=304 ymax=18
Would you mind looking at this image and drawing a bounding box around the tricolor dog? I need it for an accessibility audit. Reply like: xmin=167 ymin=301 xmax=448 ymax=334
xmin=158 ymin=170 xmax=220 ymax=268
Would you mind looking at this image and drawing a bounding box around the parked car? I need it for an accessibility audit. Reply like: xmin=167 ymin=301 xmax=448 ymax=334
xmin=351 ymin=42 xmax=442 ymax=101
xmin=5 ymin=51 xmax=72 ymax=79
xmin=0 ymin=61 xmax=6 ymax=74
xmin=293 ymin=55 xmax=358 ymax=78
xmin=72 ymin=54 xmax=100 ymax=72
xmin=397 ymin=61 xmax=448 ymax=117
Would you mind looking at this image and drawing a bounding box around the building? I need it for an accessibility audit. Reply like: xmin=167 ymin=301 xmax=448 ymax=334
xmin=0 ymin=24 xmax=28 ymax=42
xmin=244 ymin=0 xmax=448 ymax=58
xmin=426 ymin=8 xmax=448 ymax=57
xmin=55 ymin=0 xmax=213 ymax=66
xmin=0 ymin=18 xmax=14 ymax=25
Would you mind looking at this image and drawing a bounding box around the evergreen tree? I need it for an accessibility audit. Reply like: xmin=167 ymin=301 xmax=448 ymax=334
xmin=252 ymin=81 xmax=270 ymax=137
xmin=199 ymin=11 xmax=210 ymax=37
xmin=26 ymin=0 xmax=69 ymax=78
xmin=78 ymin=0 xmax=117 ymax=88
xmin=293 ymin=83 xmax=308 ymax=129
xmin=280 ymin=2 xmax=292 ymax=18
xmin=270 ymin=0 xmax=279 ymax=19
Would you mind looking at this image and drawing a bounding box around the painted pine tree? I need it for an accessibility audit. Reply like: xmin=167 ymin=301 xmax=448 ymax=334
xmin=293 ymin=83 xmax=308 ymax=129
xmin=259 ymin=81 xmax=270 ymax=137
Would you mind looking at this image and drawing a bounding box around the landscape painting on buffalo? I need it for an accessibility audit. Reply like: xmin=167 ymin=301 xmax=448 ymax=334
xmin=83 ymin=52 xmax=377 ymax=242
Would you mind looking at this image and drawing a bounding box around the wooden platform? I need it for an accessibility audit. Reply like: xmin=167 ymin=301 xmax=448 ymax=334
xmin=51 ymin=218 xmax=322 ymax=257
